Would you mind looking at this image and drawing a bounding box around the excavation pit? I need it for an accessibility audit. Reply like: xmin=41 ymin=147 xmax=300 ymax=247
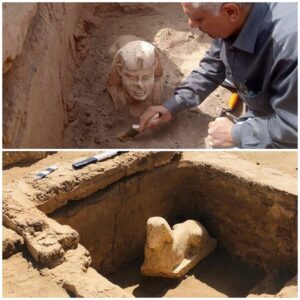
xmin=105 ymin=249 xmax=266 ymax=297
xmin=4 ymin=3 xmax=231 ymax=148
xmin=48 ymin=153 xmax=296 ymax=297
xmin=3 ymin=152 xmax=297 ymax=297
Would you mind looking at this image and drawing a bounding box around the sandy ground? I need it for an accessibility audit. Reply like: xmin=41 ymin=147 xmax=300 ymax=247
xmin=3 ymin=151 xmax=297 ymax=297
xmin=63 ymin=4 xmax=234 ymax=148
xmin=3 ymin=151 xmax=89 ymax=185
xmin=183 ymin=151 xmax=298 ymax=177
xmin=107 ymin=248 xmax=264 ymax=297
xmin=3 ymin=151 xmax=297 ymax=186
xmin=3 ymin=252 xmax=69 ymax=298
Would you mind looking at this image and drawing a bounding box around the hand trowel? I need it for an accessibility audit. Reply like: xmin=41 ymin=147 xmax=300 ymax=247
xmin=117 ymin=112 xmax=161 ymax=141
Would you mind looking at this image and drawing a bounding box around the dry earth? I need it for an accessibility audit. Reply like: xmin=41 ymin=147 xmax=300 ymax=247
xmin=183 ymin=151 xmax=298 ymax=178
xmin=63 ymin=3 xmax=232 ymax=148
xmin=3 ymin=151 xmax=297 ymax=297
xmin=4 ymin=3 xmax=235 ymax=148
xmin=4 ymin=151 xmax=297 ymax=185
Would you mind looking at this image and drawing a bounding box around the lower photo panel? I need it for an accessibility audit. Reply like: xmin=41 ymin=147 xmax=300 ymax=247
xmin=3 ymin=151 xmax=297 ymax=297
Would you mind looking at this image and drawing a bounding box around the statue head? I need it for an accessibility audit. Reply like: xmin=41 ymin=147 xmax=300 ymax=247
xmin=107 ymin=39 xmax=163 ymax=115
xmin=117 ymin=41 xmax=156 ymax=101
xmin=146 ymin=217 xmax=173 ymax=249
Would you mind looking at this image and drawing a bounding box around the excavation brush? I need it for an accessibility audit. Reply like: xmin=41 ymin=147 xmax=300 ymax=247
xmin=117 ymin=113 xmax=161 ymax=141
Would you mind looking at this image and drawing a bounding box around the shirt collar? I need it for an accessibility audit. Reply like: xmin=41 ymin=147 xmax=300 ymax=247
xmin=231 ymin=3 xmax=269 ymax=54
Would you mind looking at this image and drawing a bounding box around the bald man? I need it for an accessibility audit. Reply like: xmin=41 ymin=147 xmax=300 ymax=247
xmin=139 ymin=3 xmax=297 ymax=149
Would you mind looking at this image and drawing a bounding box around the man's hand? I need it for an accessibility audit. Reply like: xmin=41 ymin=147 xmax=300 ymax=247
xmin=139 ymin=106 xmax=172 ymax=132
xmin=207 ymin=117 xmax=235 ymax=148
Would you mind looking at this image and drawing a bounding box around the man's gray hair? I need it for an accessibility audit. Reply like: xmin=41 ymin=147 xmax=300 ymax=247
xmin=191 ymin=3 xmax=252 ymax=15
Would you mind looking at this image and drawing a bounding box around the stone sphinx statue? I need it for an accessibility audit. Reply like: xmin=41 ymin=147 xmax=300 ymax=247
xmin=107 ymin=35 xmax=163 ymax=117
xmin=141 ymin=217 xmax=217 ymax=279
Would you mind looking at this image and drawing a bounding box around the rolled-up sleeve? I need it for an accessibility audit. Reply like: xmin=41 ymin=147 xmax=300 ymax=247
xmin=231 ymin=59 xmax=297 ymax=148
xmin=163 ymin=39 xmax=226 ymax=115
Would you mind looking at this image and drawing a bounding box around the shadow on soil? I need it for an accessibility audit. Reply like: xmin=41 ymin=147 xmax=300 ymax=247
xmin=106 ymin=247 xmax=265 ymax=297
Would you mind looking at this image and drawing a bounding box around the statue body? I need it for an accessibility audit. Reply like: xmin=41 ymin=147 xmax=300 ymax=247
xmin=107 ymin=35 xmax=163 ymax=117
xmin=141 ymin=217 xmax=217 ymax=278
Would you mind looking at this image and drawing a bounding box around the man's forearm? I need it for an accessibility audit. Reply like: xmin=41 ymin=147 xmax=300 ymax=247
xmin=163 ymin=39 xmax=226 ymax=116
xmin=231 ymin=114 xmax=297 ymax=148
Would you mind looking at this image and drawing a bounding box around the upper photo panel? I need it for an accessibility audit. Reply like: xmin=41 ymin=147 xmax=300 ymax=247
xmin=3 ymin=3 xmax=298 ymax=149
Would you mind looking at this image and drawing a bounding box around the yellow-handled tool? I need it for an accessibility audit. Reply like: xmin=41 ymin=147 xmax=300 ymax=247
xmin=204 ymin=92 xmax=239 ymax=148
xmin=116 ymin=113 xmax=161 ymax=141
xmin=227 ymin=92 xmax=239 ymax=112
xmin=218 ymin=92 xmax=239 ymax=123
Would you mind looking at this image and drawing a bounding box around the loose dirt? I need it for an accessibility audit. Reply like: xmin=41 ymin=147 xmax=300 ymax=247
xmin=63 ymin=4 xmax=232 ymax=148
xmin=3 ymin=252 xmax=69 ymax=298
xmin=3 ymin=151 xmax=297 ymax=298
xmin=107 ymin=248 xmax=264 ymax=297
xmin=182 ymin=151 xmax=298 ymax=177
xmin=3 ymin=151 xmax=89 ymax=185
xmin=3 ymin=151 xmax=297 ymax=186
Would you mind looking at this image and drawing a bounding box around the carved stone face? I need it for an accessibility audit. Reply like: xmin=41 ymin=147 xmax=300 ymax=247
xmin=118 ymin=66 xmax=155 ymax=101
xmin=147 ymin=217 xmax=172 ymax=248
xmin=107 ymin=38 xmax=163 ymax=117
xmin=116 ymin=41 xmax=156 ymax=102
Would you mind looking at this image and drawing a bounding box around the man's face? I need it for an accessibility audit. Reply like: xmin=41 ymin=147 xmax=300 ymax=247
xmin=119 ymin=66 xmax=155 ymax=101
xmin=182 ymin=3 xmax=238 ymax=39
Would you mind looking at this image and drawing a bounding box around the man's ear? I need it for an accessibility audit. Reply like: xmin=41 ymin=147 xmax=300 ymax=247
xmin=221 ymin=3 xmax=241 ymax=22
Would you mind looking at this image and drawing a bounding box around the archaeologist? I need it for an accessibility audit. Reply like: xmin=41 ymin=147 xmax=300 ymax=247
xmin=138 ymin=3 xmax=298 ymax=148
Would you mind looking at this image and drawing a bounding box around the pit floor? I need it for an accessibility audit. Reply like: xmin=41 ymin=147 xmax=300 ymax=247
xmin=106 ymin=248 xmax=265 ymax=297
xmin=3 ymin=152 xmax=297 ymax=297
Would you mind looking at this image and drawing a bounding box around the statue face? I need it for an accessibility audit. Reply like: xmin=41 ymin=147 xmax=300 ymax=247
xmin=119 ymin=66 xmax=155 ymax=101
xmin=147 ymin=222 xmax=172 ymax=248
xmin=148 ymin=226 xmax=163 ymax=248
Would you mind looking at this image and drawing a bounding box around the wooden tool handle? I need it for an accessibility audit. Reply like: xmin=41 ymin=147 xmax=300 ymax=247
xmin=150 ymin=112 xmax=161 ymax=121
xmin=228 ymin=93 xmax=239 ymax=111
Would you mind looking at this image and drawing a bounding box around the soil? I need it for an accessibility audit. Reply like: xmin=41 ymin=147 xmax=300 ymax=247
xmin=63 ymin=3 xmax=233 ymax=148
xmin=183 ymin=151 xmax=298 ymax=177
xmin=3 ymin=151 xmax=88 ymax=185
xmin=107 ymin=248 xmax=264 ymax=297
xmin=3 ymin=151 xmax=297 ymax=186
xmin=3 ymin=252 xmax=69 ymax=298
xmin=3 ymin=151 xmax=297 ymax=298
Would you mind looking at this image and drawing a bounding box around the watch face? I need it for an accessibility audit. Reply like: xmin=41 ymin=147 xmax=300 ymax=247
xmin=238 ymin=82 xmax=248 ymax=95
xmin=235 ymin=81 xmax=256 ymax=97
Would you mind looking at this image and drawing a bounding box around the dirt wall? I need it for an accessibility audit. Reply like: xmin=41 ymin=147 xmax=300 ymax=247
xmin=183 ymin=165 xmax=297 ymax=273
xmin=3 ymin=151 xmax=51 ymax=168
xmin=3 ymin=152 xmax=297 ymax=297
xmin=3 ymin=3 xmax=89 ymax=148
xmin=2 ymin=152 xmax=178 ymax=297
xmin=50 ymin=160 xmax=297 ymax=275
xmin=3 ymin=3 xmax=37 ymax=73
xmin=50 ymin=162 xmax=185 ymax=273
xmin=2 ymin=3 xmax=166 ymax=148
xmin=3 ymin=3 xmax=220 ymax=149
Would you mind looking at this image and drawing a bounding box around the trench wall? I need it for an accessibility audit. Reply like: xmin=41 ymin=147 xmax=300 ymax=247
xmin=3 ymin=152 xmax=178 ymax=297
xmin=3 ymin=151 xmax=53 ymax=168
xmin=3 ymin=3 xmax=87 ymax=148
xmin=3 ymin=3 xmax=158 ymax=148
xmin=182 ymin=164 xmax=297 ymax=273
xmin=50 ymin=161 xmax=297 ymax=275
xmin=50 ymin=161 xmax=185 ymax=273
